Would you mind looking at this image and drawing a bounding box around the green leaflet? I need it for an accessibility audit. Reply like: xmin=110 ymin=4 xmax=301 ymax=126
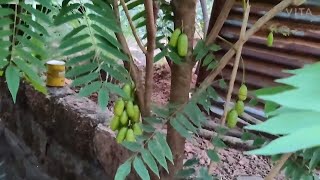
xmin=101 ymin=65 xmax=130 ymax=84
xmin=0 ymin=17 xmax=12 ymax=27
xmin=66 ymin=51 xmax=95 ymax=66
xmin=176 ymin=115 xmax=197 ymax=134
xmin=63 ymin=43 xmax=92 ymax=56
xmin=105 ymin=82 xmax=128 ymax=99
xmin=246 ymin=111 xmax=320 ymax=135
xmin=207 ymin=150 xmax=220 ymax=162
xmin=98 ymin=87 xmax=109 ymax=110
xmin=71 ymin=73 xmax=99 ymax=87
xmin=97 ymin=42 xmax=128 ymax=61
xmin=141 ymin=149 xmax=160 ymax=178
xmin=133 ymin=156 xmax=150 ymax=180
xmin=54 ymin=13 xmax=83 ymax=26
xmin=154 ymin=48 xmax=168 ymax=62
xmin=247 ymin=125 xmax=320 ymax=155
xmin=91 ymin=24 xmax=122 ymax=49
xmin=148 ymin=139 xmax=168 ymax=173
xmin=170 ymin=119 xmax=191 ymax=139
xmin=183 ymin=158 xmax=199 ymax=167
xmin=16 ymin=36 xmax=46 ymax=58
xmin=62 ymin=25 xmax=87 ymax=41
xmin=122 ymin=142 xmax=142 ymax=152
xmin=309 ymin=148 xmax=320 ymax=170
xmin=20 ymin=3 xmax=52 ymax=24
xmin=5 ymin=65 xmax=20 ymax=103
xmin=0 ymin=8 xmax=14 ymax=17
xmin=114 ymin=160 xmax=132 ymax=180
xmin=175 ymin=168 xmax=196 ymax=179
xmin=168 ymin=51 xmax=182 ymax=65
xmin=78 ymin=81 xmax=102 ymax=97
xmin=60 ymin=34 xmax=90 ymax=49
xmin=155 ymin=133 xmax=173 ymax=164
xmin=66 ymin=63 xmax=98 ymax=78
xmin=18 ymin=14 xmax=49 ymax=36
xmin=14 ymin=59 xmax=43 ymax=87
xmin=202 ymin=54 xmax=215 ymax=67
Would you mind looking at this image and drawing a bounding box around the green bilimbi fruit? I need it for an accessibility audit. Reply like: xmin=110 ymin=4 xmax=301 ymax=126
xmin=123 ymin=84 xmax=132 ymax=100
xmin=238 ymin=84 xmax=248 ymax=101
xmin=267 ymin=31 xmax=274 ymax=47
xmin=116 ymin=127 xmax=128 ymax=143
xmin=177 ymin=33 xmax=188 ymax=57
xmin=227 ymin=109 xmax=238 ymax=128
xmin=133 ymin=123 xmax=143 ymax=136
xmin=114 ymin=98 xmax=125 ymax=116
xmin=132 ymin=105 xmax=140 ymax=123
xmin=120 ymin=111 xmax=129 ymax=126
xmin=169 ymin=28 xmax=181 ymax=47
xmin=235 ymin=100 xmax=245 ymax=116
xmin=125 ymin=129 xmax=136 ymax=142
xmin=110 ymin=116 xmax=120 ymax=131
xmin=126 ymin=101 xmax=135 ymax=119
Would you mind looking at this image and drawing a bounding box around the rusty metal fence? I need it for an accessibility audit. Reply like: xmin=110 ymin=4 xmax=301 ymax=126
xmin=213 ymin=0 xmax=320 ymax=100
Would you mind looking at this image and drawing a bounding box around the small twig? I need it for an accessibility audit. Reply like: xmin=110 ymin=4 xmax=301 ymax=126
xmin=143 ymin=0 xmax=156 ymax=116
xmin=221 ymin=2 xmax=250 ymax=126
xmin=265 ymin=153 xmax=292 ymax=180
xmin=119 ymin=0 xmax=147 ymax=54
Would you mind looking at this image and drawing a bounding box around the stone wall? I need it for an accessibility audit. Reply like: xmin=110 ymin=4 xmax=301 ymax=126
xmin=0 ymin=79 xmax=132 ymax=180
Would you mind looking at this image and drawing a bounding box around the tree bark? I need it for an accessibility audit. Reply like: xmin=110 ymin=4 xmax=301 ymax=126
xmin=161 ymin=0 xmax=197 ymax=179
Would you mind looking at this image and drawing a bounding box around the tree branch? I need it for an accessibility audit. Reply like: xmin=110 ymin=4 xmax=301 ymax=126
xmin=119 ymin=0 xmax=147 ymax=54
xmin=221 ymin=2 xmax=250 ymax=126
xmin=143 ymin=0 xmax=156 ymax=116
xmin=113 ymin=0 xmax=146 ymax=115
xmin=265 ymin=153 xmax=292 ymax=180
xmin=205 ymin=0 xmax=235 ymax=45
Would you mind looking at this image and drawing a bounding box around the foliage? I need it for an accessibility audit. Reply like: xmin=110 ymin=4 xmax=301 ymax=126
xmin=246 ymin=62 xmax=320 ymax=178
xmin=114 ymin=85 xmax=220 ymax=179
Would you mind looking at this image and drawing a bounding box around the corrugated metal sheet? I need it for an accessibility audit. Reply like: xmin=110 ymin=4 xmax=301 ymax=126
xmin=213 ymin=0 xmax=320 ymax=101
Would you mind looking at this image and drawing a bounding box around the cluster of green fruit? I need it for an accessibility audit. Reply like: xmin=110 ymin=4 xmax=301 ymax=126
xmin=110 ymin=84 xmax=143 ymax=143
xmin=227 ymin=84 xmax=248 ymax=128
xmin=169 ymin=28 xmax=188 ymax=57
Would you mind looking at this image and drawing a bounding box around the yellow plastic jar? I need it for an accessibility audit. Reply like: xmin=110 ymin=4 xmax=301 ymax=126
xmin=46 ymin=60 xmax=65 ymax=87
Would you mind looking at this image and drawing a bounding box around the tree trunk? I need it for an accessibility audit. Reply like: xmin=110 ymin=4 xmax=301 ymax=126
xmin=161 ymin=0 xmax=197 ymax=179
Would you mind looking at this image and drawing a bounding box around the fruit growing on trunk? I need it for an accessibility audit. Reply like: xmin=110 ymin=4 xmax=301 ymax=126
xmin=126 ymin=129 xmax=136 ymax=142
xmin=126 ymin=101 xmax=135 ymax=118
xmin=133 ymin=123 xmax=143 ymax=136
xmin=169 ymin=28 xmax=182 ymax=47
xmin=116 ymin=127 xmax=128 ymax=143
xmin=177 ymin=33 xmax=188 ymax=57
xmin=120 ymin=111 xmax=129 ymax=126
xmin=114 ymin=98 xmax=125 ymax=116
xmin=110 ymin=116 xmax=120 ymax=131
xmin=132 ymin=105 xmax=141 ymax=123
